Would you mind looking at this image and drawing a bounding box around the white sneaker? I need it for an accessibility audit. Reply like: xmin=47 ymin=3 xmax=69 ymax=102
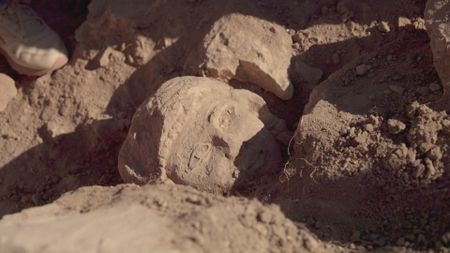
xmin=0 ymin=4 xmax=68 ymax=76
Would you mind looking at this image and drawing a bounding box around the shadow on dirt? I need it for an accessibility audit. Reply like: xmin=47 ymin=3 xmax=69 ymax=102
xmin=270 ymin=156 xmax=450 ymax=250
xmin=0 ymin=119 xmax=126 ymax=217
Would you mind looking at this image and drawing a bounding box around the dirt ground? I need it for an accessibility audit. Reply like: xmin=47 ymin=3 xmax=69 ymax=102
xmin=0 ymin=0 xmax=448 ymax=252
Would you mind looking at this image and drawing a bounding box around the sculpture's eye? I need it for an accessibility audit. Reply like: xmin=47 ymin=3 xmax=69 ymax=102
xmin=209 ymin=104 xmax=236 ymax=132
xmin=189 ymin=143 xmax=212 ymax=172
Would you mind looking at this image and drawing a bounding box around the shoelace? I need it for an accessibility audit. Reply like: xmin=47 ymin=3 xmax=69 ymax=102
xmin=0 ymin=3 xmax=46 ymax=42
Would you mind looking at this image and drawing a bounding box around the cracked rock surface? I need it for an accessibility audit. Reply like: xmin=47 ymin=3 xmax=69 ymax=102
xmin=185 ymin=14 xmax=294 ymax=100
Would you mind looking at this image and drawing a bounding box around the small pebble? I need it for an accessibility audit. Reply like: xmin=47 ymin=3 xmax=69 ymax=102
xmin=368 ymin=115 xmax=380 ymax=126
xmin=364 ymin=123 xmax=374 ymax=132
xmin=355 ymin=64 xmax=369 ymax=76
xmin=419 ymin=142 xmax=434 ymax=154
xmin=442 ymin=119 xmax=450 ymax=132
xmin=413 ymin=18 xmax=426 ymax=30
xmin=398 ymin=16 xmax=412 ymax=28
xmin=387 ymin=119 xmax=406 ymax=134
xmin=429 ymin=82 xmax=441 ymax=92
xmin=378 ymin=21 xmax=391 ymax=33
xmin=428 ymin=146 xmax=443 ymax=161
xmin=98 ymin=47 xmax=113 ymax=67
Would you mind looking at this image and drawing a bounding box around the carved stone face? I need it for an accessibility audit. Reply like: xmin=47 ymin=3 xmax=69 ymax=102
xmin=118 ymin=76 xmax=284 ymax=193
xmin=167 ymin=96 xmax=281 ymax=192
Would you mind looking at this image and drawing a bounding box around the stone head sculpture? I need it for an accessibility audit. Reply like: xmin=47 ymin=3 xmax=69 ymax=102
xmin=118 ymin=76 xmax=287 ymax=193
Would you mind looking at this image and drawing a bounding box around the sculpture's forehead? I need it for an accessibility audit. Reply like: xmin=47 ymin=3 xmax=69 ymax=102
xmin=187 ymin=85 xmax=230 ymax=96
xmin=152 ymin=77 xmax=264 ymax=118
xmin=159 ymin=80 xmax=230 ymax=95
xmin=156 ymin=85 xmax=236 ymax=108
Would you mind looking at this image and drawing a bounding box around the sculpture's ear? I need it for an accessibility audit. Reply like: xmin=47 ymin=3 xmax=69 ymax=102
xmin=233 ymin=89 xmax=282 ymax=127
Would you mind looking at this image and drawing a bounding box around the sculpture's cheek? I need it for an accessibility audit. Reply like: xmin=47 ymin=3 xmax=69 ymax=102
xmin=203 ymin=151 xmax=237 ymax=189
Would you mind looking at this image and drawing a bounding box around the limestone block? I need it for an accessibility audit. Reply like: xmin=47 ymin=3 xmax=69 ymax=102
xmin=118 ymin=76 xmax=286 ymax=193
xmin=185 ymin=14 xmax=294 ymax=100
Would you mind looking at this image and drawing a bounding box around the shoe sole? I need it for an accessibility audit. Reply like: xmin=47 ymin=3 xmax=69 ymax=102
xmin=0 ymin=47 xmax=68 ymax=77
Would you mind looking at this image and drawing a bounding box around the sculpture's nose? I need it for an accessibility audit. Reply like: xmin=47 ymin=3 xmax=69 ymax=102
xmin=212 ymin=114 xmax=265 ymax=159
xmin=212 ymin=135 xmax=241 ymax=159
xmin=238 ymin=116 xmax=264 ymax=141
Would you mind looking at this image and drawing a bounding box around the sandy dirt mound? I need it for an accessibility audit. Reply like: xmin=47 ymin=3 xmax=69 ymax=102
xmin=276 ymin=29 xmax=450 ymax=250
xmin=0 ymin=184 xmax=338 ymax=253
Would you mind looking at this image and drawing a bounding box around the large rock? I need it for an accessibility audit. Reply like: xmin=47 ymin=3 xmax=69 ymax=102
xmin=425 ymin=0 xmax=450 ymax=97
xmin=118 ymin=76 xmax=287 ymax=193
xmin=0 ymin=184 xmax=327 ymax=253
xmin=185 ymin=14 xmax=294 ymax=100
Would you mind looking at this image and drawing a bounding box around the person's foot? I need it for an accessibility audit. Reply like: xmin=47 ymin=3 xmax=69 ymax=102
xmin=0 ymin=73 xmax=17 ymax=112
xmin=0 ymin=3 xmax=68 ymax=76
